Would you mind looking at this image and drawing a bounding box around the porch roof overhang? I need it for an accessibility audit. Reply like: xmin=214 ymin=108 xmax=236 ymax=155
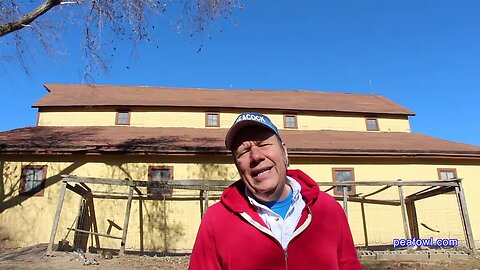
xmin=1 ymin=126 xmax=480 ymax=159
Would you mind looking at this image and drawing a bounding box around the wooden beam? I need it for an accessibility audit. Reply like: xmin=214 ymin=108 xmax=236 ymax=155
xmin=47 ymin=181 xmax=67 ymax=255
xmin=80 ymin=182 xmax=91 ymax=192
xmin=134 ymin=185 xmax=145 ymax=253
xmin=138 ymin=195 xmax=144 ymax=254
xmin=323 ymin=186 xmax=335 ymax=192
xmin=332 ymin=196 xmax=400 ymax=206
xmin=66 ymin=183 xmax=88 ymax=197
xmin=86 ymin=193 xmax=100 ymax=249
xmin=67 ymin=228 xmax=122 ymax=240
xmin=406 ymin=201 xmax=419 ymax=239
xmin=61 ymin=175 xmax=235 ymax=190
xmin=203 ymin=190 xmax=209 ymax=217
xmin=316 ymin=180 xmax=460 ymax=187
xmin=61 ymin=175 xmax=461 ymax=189
xmin=397 ymin=180 xmax=411 ymax=239
xmin=133 ymin=187 xmax=142 ymax=195
xmin=360 ymin=202 xmax=368 ymax=247
xmin=455 ymin=181 xmax=476 ymax=251
xmin=405 ymin=186 xmax=456 ymax=202
xmin=407 ymin=186 xmax=436 ymax=198
xmin=342 ymin=186 xmax=348 ymax=218
xmin=362 ymin=185 xmax=392 ymax=198
xmin=91 ymin=194 xmax=221 ymax=201
xmin=119 ymin=186 xmax=134 ymax=256
xmin=199 ymin=190 xmax=205 ymax=218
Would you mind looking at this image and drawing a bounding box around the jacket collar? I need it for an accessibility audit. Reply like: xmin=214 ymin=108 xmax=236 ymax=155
xmin=220 ymin=169 xmax=320 ymax=214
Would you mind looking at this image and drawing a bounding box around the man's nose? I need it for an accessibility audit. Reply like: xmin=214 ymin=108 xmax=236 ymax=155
xmin=249 ymin=145 xmax=265 ymax=163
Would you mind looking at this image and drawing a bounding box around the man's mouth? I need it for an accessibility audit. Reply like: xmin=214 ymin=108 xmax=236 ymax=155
xmin=252 ymin=167 xmax=272 ymax=178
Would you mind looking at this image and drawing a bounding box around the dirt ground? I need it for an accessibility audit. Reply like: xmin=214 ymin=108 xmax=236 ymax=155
xmin=0 ymin=244 xmax=479 ymax=270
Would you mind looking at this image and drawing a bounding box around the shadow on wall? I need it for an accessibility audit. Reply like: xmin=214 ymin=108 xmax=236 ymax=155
xmin=0 ymin=161 xmax=87 ymax=214
xmin=106 ymin=162 xmax=149 ymax=182
xmin=0 ymin=160 xmax=88 ymax=248
xmin=0 ymin=161 xmax=21 ymax=210
xmin=143 ymin=200 xmax=185 ymax=252
xmin=196 ymin=163 xmax=238 ymax=181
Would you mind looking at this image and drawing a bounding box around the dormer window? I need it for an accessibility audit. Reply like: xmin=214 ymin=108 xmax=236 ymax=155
xmin=205 ymin=112 xmax=220 ymax=127
xmin=365 ymin=117 xmax=379 ymax=131
xmin=116 ymin=111 xmax=130 ymax=125
xmin=284 ymin=114 xmax=298 ymax=129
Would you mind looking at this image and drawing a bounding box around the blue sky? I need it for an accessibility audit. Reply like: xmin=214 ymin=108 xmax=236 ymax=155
xmin=1 ymin=1 xmax=479 ymax=146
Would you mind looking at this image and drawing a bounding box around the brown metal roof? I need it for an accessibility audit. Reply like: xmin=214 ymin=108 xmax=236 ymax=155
xmin=32 ymin=84 xmax=415 ymax=116
xmin=1 ymin=126 xmax=479 ymax=158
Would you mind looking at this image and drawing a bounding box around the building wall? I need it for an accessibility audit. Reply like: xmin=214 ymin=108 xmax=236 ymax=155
xmin=291 ymin=158 xmax=480 ymax=247
xmin=38 ymin=109 xmax=411 ymax=132
xmin=0 ymin=156 xmax=237 ymax=251
xmin=38 ymin=111 xmax=117 ymax=127
xmin=1 ymin=156 xmax=478 ymax=251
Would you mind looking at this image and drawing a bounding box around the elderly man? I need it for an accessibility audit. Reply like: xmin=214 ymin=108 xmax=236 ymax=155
xmin=189 ymin=112 xmax=362 ymax=270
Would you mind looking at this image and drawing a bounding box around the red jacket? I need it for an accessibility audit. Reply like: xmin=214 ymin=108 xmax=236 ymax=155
xmin=189 ymin=169 xmax=362 ymax=270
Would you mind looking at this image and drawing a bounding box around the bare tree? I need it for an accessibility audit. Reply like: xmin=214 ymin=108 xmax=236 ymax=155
xmin=0 ymin=0 xmax=242 ymax=78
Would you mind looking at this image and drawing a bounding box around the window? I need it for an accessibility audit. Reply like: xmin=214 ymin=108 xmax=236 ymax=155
xmin=20 ymin=165 xmax=47 ymax=196
xmin=205 ymin=112 xmax=220 ymax=127
xmin=116 ymin=111 xmax=130 ymax=125
xmin=284 ymin=114 xmax=298 ymax=129
xmin=438 ymin=168 xmax=457 ymax=180
xmin=332 ymin=168 xmax=355 ymax=196
xmin=148 ymin=166 xmax=173 ymax=197
xmin=365 ymin=117 xmax=379 ymax=131
xmin=438 ymin=168 xmax=457 ymax=194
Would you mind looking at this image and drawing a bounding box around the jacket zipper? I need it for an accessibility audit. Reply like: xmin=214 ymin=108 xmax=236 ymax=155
xmin=240 ymin=207 xmax=313 ymax=269
xmin=283 ymin=207 xmax=312 ymax=270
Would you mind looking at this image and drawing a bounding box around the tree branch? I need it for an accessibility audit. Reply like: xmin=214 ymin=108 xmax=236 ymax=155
xmin=0 ymin=0 xmax=62 ymax=37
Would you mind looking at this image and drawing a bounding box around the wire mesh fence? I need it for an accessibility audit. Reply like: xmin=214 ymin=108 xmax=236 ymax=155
xmin=46 ymin=175 xmax=475 ymax=255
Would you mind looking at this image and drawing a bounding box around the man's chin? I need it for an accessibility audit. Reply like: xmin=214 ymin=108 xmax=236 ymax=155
xmin=251 ymin=189 xmax=278 ymax=202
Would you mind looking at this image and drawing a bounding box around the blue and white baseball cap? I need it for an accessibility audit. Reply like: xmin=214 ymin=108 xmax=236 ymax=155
xmin=225 ymin=112 xmax=282 ymax=150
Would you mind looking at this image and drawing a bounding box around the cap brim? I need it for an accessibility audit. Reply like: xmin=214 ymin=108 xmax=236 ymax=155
xmin=225 ymin=120 xmax=273 ymax=150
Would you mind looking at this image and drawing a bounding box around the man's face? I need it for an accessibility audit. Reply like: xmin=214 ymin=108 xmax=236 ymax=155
xmin=232 ymin=126 xmax=289 ymax=202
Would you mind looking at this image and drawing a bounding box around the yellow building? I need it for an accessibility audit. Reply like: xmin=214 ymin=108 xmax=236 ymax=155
xmin=0 ymin=84 xmax=479 ymax=252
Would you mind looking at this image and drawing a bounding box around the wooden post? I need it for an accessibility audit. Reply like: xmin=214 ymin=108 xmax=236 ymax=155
xmin=132 ymin=187 xmax=144 ymax=254
xmin=360 ymin=202 xmax=368 ymax=247
xmin=454 ymin=180 xmax=476 ymax=251
xmin=397 ymin=179 xmax=411 ymax=239
xmin=86 ymin=192 xmax=101 ymax=249
xmin=203 ymin=190 xmax=209 ymax=217
xmin=199 ymin=190 xmax=204 ymax=218
xmin=138 ymin=195 xmax=144 ymax=254
xmin=163 ymin=194 xmax=168 ymax=254
xmin=406 ymin=201 xmax=419 ymax=239
xmin=47 ymin=181 xmax=67 ymax=255
xmin=342 ymin=186 xmax=348 ymax=218
xmin=119 ymin=186 xmax=134 ymax=256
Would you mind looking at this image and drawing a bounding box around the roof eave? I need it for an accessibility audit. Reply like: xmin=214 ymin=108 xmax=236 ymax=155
xmin=31 ymin=104 xmax=415 ymax=116
xmin=1 ymin=147 xmax=480 ymax=159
